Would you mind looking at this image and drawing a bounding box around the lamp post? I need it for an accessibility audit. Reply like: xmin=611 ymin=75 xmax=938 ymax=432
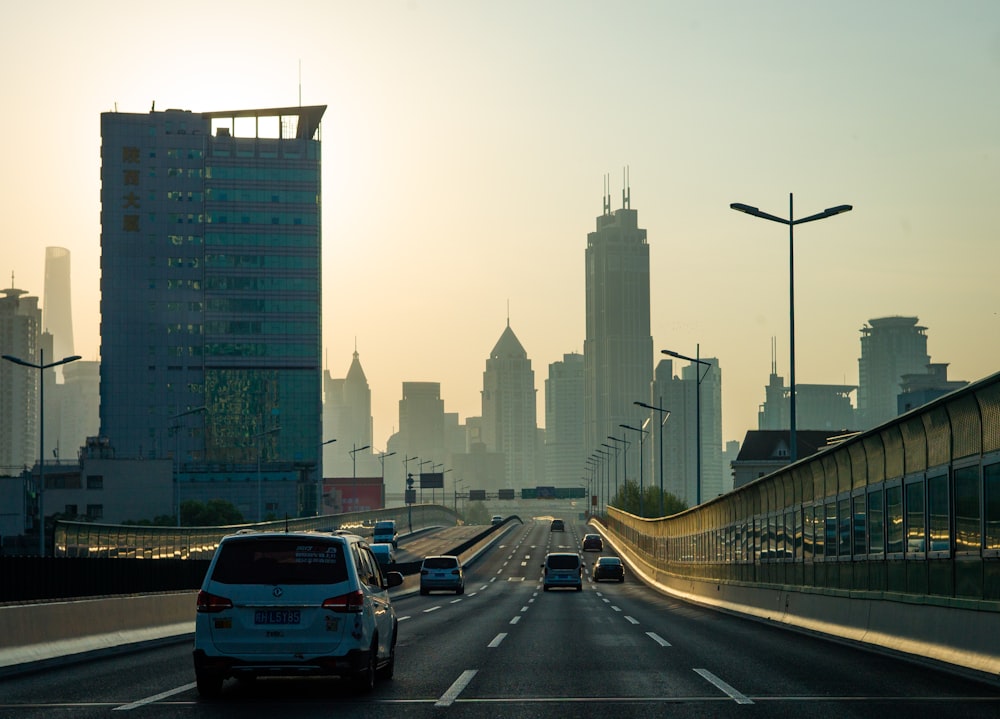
xmin=349 ymin=443 xmax=371 ymax=513
xmin=317 ymin=438 xmax=337 ymax=516
xmin=605 ymin=435 xmax=627 ymax=500
xmin=376 ymin=450 xmax=395 ymax=509
xmin=662 ymin=347 xmax=712 ymax=505
xmin=403 ymin=455 xmax=418 ymax=532
xmin=595 ymin=448 xmax=611 ymax=513
xmin=3 ymin=350 xmax=81 ymax=556
xmin=169 ymin=405 xmax=207 ymax=526
xmin=585 ymin=457 xmax=598 ymax=513
xmin=635 ymin=400 xmax=670 ymax=516
xmin=620 ymin=424 xmax=648 ymax=517
xmin=731 ymin=195 xmax=852 ymax=461
xmin=253 ymin=425 xmax=281 ymax=522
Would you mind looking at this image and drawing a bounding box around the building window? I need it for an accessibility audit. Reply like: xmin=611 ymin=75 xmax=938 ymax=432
xmin=64 ymin=504 xmax=78 ymax=517
xmin=87 ymin=505 xmax=104 ymax=520
xmin=87 ymin=475 xmax=104 ymax=490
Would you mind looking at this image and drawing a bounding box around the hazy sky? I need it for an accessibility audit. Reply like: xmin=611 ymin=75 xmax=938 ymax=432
xmin=3 ymin=1 xmax=999 ymax=450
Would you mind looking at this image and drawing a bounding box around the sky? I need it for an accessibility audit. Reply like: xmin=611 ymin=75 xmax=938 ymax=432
xmin=3 ymin=1 xmax=999 ymax=451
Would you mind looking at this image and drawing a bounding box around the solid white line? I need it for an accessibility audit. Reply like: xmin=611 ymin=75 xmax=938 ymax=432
xmin=509 ymin=615 xmax=521 ymax=625
xmin=112 ymin=682 xmax=197 ymax=711
xmin=435 ymin=669 xmax=478 ymax=707
xmin=487 ymin=633 xmax=507 ymax=648
xmin=625 ymin=615 xmax=639 ymax=624
xmin=694 ymin=668 xmax=753 ymax=705
xmin=646 ymin=632 xmax=671 ymax=647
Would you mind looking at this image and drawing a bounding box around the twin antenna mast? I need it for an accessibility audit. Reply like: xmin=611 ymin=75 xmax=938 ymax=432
xmin=602 ymin=166 xmax=631 ymax=215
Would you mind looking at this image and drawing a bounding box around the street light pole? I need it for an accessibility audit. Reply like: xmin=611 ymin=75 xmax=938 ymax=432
xmin=253 ymin=425 xmax=281 ymax=522
xmin=317 ymin=438 xmax=337 ymax=516
xmin=662 ymin=347 xmax=712 ymax=505
xmin=376 ymin=450 xmax=395 ymax=509
xmin=731 ymin=194 xmax=852 ymax=462
xmin=403 ymin=455 xmax=418 ymax=532
xmin=595 ymin=448 xmax=611 ymax=513
xmin=605 ymin=435 xmax=626 ymax=501
xmin=635 ymin=400 xmax=670 ymax=516
xmin=350 ymin=443 xmax=371 ymax=513
xmin=169 ymin=405 xmax=207 ymax=526
xmin=3 ymin=350 xmax=81 ymax=556
xmin=620 ymin=424 xmax=648 ymax=517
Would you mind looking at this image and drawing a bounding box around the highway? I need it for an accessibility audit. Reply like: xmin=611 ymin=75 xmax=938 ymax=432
xmin=1 ymin=517 xmax=999 ymax=718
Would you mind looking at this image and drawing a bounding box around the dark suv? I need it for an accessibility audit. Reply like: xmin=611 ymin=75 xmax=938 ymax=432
xmin=193 ymin=531 xmax=403 ymax=697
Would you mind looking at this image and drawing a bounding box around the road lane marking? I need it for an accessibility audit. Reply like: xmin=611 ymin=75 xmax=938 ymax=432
xmin=510 ymin=615 xmax=522 ymax=624
xmin=488 ymin=633 xmax=507 ymax=648
xmin=625 ymin=615 xmax=639 ymax=624
xmin=435 ymin=669 xmax=478 ymax=707
xmin=450 ymin=598 xmax=463 ymax=604
xmin=611 ymin=606 xmax=621 ymax=612
xmin=112 ymin=682 xmax=197 ymax=711
xmin=694 ymin=668 xmax=753 ymax=705
xmin=646 ymin=632 xmax=671 ymax=647
xmin=398 ymin=615 xmax=411 ymax=621
xmin=424 ymin=606 xmax=441 ymax=613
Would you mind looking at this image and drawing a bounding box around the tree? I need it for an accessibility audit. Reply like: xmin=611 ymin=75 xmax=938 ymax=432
xmin=610 ymin=481 xmax=686 ymax=518
xmin=180 ymin=499 xmax=244 ymax=526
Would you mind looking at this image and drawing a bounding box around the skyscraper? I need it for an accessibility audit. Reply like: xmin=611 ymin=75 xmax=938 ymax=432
xmin=323 ymin=348 xmax=374 ymax=477
xmin=858 ymin=316 xmax=930 ymax=428
xmin=481 ymin=321 xmax=537 ymax=490
xmin=584 ymin=178 xmax=653 ymax=462
xmin=545 ymin=353 xmax=584 ymax=490
xmin=0 ymin=287 xmax=41 ymax=474
xmin=42 ymin=247 xmax=74 ymax=366
xmin=100 ymin=106 xmax=325 ymax=513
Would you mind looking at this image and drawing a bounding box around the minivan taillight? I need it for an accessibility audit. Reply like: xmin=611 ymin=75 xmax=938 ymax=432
xmin=323 ymin=589 xmax=365 ymax=613
xmin=196 ymin=590 xmax=233 ymax=613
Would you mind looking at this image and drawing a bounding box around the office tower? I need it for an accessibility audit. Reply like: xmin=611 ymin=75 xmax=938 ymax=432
xmin=584 ymin=178 xmax=653 ymax=461
xmin=545 ymin=353 xmax=584 ymax=490
xmin=858 ymin=316 xmax=930 ymax=428
xmin=42 ymin=247 xmax=74 ymax=366
xmin=58 ymin=360 xmax=100 ymax=458
xmin=99 ymin=106 xmax=325 ymax=510
xmin=481 ymin=321 xmax=537 ymax=490
xmin=397 ymin=381 xmax=445 ymax=469
xmin=653 ymin=356 xmax=722 ymax=507
xmin=323 ymin=348 xmax=374 ymax=477
xmin=0 ymin=287 xmax=41 ymax=473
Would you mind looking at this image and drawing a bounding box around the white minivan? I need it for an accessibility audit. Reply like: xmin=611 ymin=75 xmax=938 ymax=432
xmin=193 ymin=530 xmax=403 ymax=697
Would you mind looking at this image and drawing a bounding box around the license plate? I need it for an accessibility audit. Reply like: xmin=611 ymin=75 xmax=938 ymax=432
xmin=254 ymin=609 xmax=301 ymax=625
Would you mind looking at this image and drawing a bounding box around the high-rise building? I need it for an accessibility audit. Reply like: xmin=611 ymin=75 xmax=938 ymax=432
xmin=481 ymin=321 xmax=537 ymax=490
xmin=0 ymin=287 xmax=41 ymax=474
xmin=545 ymin=353 xmax=584 ymax=490
xmin=99 ymin=106 xmax=325 ymax=515
xmin=653 ymin=356 xmax=723 ymax=507
xmin=42 ymin=247 xmax=74 ymax=368
xmin=858 ymin=316 xmax=930 ymax=428
xmin=58 ymin=360 xmax=100 ymax=458
xmin=584 ymin=179 xmax=653 ymax=462
xmin=323 ymin=349 xmax=374 ymax=478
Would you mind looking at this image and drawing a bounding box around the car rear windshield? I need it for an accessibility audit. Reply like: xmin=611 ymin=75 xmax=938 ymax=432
xmin=423 ymin=557 xmax=458 ymax=569
xmin=546 ymin=554 xmax=580 ymax=569
xmin=211 ymin=538 xmax=349 ymax=585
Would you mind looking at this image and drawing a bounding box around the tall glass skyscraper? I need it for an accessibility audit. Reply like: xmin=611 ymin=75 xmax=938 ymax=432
xmin=100 ymin=106 xmax=325 ymax=510
xmin=584 ymin=182 xmax=653 ymax=464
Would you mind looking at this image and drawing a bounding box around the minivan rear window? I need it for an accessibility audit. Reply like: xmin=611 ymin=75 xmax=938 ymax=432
xmin=211 ymin=538 xmax=348 ymax=585
xmin=423 ymin=557 xmax=458 ymax=569
xmin=546 ymin=554 xmax=580 ymax=569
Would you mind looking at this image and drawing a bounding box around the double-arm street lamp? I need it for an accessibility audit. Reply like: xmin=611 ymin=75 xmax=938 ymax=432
xmin=635 ymin=401 xmax=670 ymax=516
xmin=3 ymin=350 xmax=81 ymax=556
xmin=730 ymin=194 xmax=852 ymax=462
xmin=594 ymin=449 xmax=611 ymax=512
xmin=620 ymin=424 xmax=648 ymax=517
xmin=604 ymin=436 xmax=626 ymax=500
xmin=662 ymin=347 xmax=712 ymax=505
xmin=349 ymin=443 xmax=371 ymax=513
xmin=376 ymin=450 xmax=395 ymax=509
xmin=316 ymin=438 xmax=337 ymax=516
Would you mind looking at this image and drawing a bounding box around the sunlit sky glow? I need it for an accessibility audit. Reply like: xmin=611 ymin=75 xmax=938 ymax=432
xmin=3 ymin=1 xmax=999 ymax=449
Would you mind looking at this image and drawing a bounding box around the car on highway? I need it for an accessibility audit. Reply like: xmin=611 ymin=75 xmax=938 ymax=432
xmin=581 ymin=533 xmax=603 ymax=551
xmin=491 ymin=515 xmax=504 ymax=526
xmin=372 ymin=520 xmax=398 ymax=548
xmin=193 ymin=530 xmax=403 ymax=697
xmin=541 ymin=551 xmax=582 ymax=591
xmin=549 ymin=518 xmax=565 ymax=532
xmin=420 ymin=555 xmax=464 ymax=595
xmin=593 ymin=556 xmax=625 ymax=583
xmin=370 ymin=542 xmax=395 ymax=568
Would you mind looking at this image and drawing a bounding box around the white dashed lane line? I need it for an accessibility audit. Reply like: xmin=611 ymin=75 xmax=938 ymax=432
xmin=694 ymin=668 xmax=753 ymax=705
xmin=488 ymin=633 xmax=507 ymax=648
xmin=646 ymin=632 xmax=671 ymax=647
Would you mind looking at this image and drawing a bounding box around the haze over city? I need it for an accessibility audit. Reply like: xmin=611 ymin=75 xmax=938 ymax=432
xmin=3 ymin=1 xmax=999 ymax=449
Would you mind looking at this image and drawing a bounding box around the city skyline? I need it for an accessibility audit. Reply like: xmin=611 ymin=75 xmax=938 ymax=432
xmin=3 ymin=2 xmax=999 ymax=449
